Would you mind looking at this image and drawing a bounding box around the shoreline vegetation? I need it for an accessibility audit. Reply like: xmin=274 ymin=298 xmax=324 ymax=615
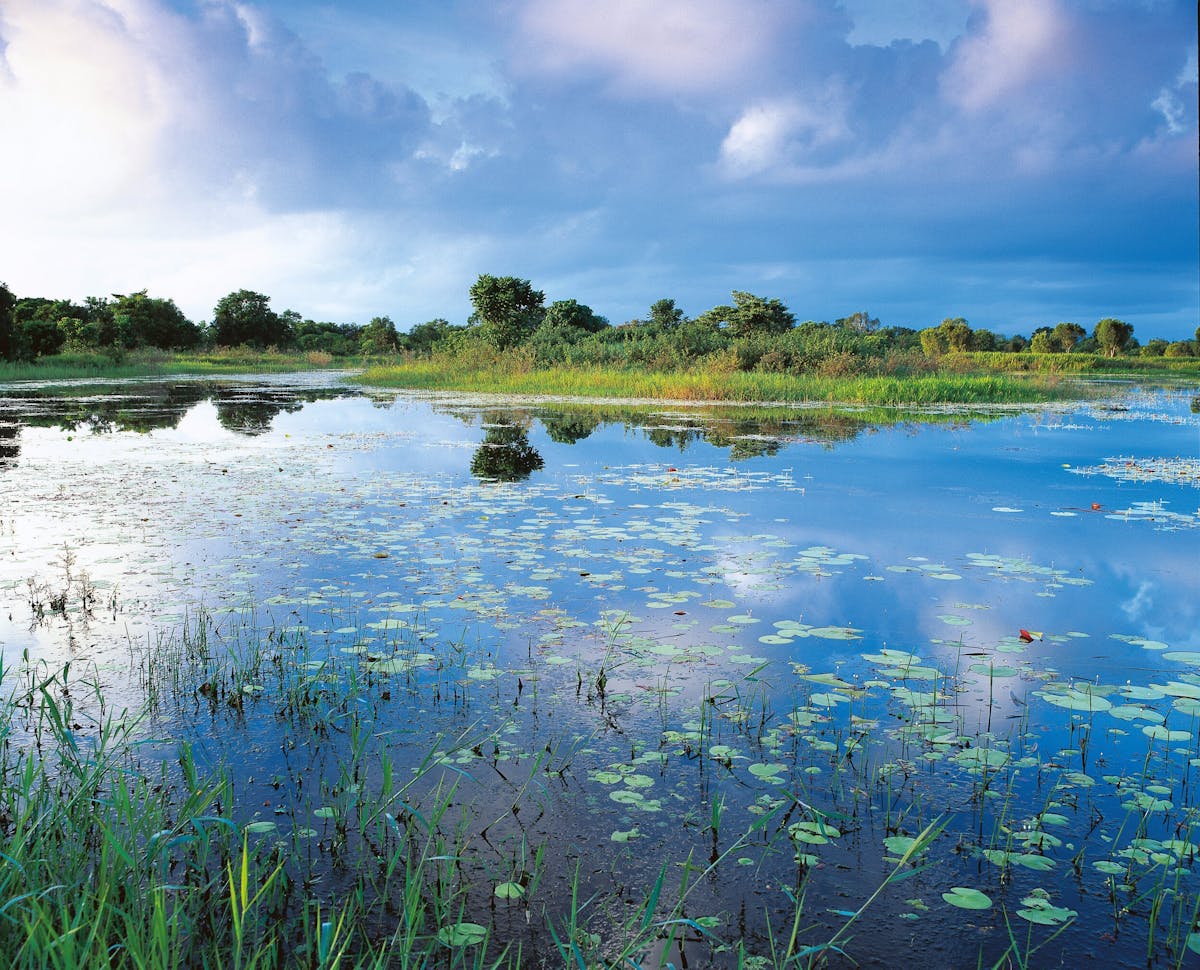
xmin=1 ymin=345 xmax=1198 ymax=407
xmin=1 ymin=275 xmax=1198 ymax=404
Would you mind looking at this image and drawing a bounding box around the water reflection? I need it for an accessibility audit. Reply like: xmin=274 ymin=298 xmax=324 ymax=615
xmin=540 ymin=411 xmax=601 ymax=444
xmin=0 ymin=380 xmax=359 ymax=438
xmin=469 ymin=418 xmax=545 ymax=481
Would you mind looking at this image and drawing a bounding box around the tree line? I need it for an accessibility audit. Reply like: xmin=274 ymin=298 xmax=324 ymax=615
xmin=1 ymin=276 xmax=1196 ymax=366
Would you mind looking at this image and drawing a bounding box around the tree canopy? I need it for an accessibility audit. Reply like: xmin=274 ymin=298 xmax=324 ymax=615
xmin=211 ymin=290 xmax=290 ymax=348
xmin=1094 ymin=318 xmax=1134 ymax=358
xmin=698 ymin=291 xmax=795 ymax=338
xmin=468 ymin=275 xmax=545 ymax=349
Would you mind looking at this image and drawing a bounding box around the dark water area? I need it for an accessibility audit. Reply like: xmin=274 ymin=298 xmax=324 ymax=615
xmin=1 ymin=373 xmax=1198 ymax=967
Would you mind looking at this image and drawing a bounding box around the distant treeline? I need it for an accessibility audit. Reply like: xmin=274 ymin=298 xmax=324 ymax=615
xmin=1 ymin=276 xmax=1196 ymax=368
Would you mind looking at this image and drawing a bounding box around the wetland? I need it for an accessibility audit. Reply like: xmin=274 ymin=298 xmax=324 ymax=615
xmin=0 ymin=372 xmax=1198 ymax=968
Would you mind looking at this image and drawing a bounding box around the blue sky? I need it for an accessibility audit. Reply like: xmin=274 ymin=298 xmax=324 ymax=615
xmin=0 ymin=0 xmax=1196 ymax=339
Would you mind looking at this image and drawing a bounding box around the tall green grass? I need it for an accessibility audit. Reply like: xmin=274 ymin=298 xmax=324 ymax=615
xmin=0 ymin=349 xmax=363 ymax=384
xmin=357 ymin=360 xmax=1080 ymax=405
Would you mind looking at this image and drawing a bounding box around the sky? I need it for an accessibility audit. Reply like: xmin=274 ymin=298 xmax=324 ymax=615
xmin=0 ymin=0 xmax=1196 ymax=340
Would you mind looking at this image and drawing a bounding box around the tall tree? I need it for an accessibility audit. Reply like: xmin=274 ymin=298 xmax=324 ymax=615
xmin=1093 ymin=318 xmax=1134 ymax=358
xmin=360 ymin=316 xmax=399 ymax=354
xmin=211 ymin=290 xmax=290 ymax=348
xmin=648 ymin=298 xmax=685 ymax=331
xmin=468 ymin=275 xmax=544 ymax=349
xmin=111 ymin=290 xmax=200 ymax=348
xmin=699 ymin=291 xmax=794 ymax=337
xmin=1049 ymin=322 xmax=1086 ymax=353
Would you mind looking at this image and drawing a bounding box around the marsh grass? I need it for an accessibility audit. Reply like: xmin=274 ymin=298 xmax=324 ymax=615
xmin=357 ymin=360 xmax=1081 ymax=405
xmin=0 ymin=349 xmax=361 ymax=384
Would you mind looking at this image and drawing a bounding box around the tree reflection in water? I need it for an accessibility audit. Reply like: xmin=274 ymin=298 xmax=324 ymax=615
xmin=470 ymin=420 xmax=544 ymax=482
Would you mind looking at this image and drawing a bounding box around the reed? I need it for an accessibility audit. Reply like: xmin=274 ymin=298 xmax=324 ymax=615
xmin=357 ymin=361 xmax=1080 ymax=405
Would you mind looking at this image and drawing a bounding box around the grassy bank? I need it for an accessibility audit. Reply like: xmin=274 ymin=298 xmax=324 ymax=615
xmin=356 ymin=359 xmax=1080 ymax=405
xmin=0 ymin=349 xmax=363 ymax=383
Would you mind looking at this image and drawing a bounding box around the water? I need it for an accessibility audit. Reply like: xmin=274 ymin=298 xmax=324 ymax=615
xmin=1 ymin=373 xmax=1198 ymax=966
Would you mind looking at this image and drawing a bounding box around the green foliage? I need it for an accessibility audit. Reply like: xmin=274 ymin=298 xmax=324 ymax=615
xmin=648 ymin=298 xmax=686 ymax=332
xmin=699 ymin=290 xmax=795 ymax=337
xmin=359 ymin=315 xmax=399 ymax=355
xmin=293 ymin=316 xmax=361 ymax=355
xmin=1094 ymin=317 xmax=1134 ymax=357
xmin=529 ymin=300 xmax=611 ymax=364
xmin=110 ymin=290 xmax=200 ymax=349
xmin=1029 ymin=331 xmax=1056 ymax=354
xmin=405 ymin=317 xmax=461 ymax=355
xmin=211 ymin=289 xmax=291 ymax=348
xmin=468 ymin=274 xmax=545 ymax=349
xmin=0 ymin=281 xmax=16 ymax=360
xmin=15 ymin=315 xmax=67 ymax=358
xmin=1050 ymin=321 xmax=1086 ymax=353
xmin=835 ymin=310 xmax=880 ymax=333
xmin=541 ymin=298 xmax=608 ymax=335
xmin=920 ymin=317 xmax=972 ymax=355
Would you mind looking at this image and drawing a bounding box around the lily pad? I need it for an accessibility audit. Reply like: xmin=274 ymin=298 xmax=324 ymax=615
xmin=942 ymin=887 xmax=992 ymax=910
xmin=437 ymin=922 xmax=488 ymax=947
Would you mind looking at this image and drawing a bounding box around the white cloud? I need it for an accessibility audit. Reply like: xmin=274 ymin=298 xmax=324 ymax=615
xmin=0 ymin=0 xmax=451 ymax=321
xmin=719 ymin=96 xmax=851 ymax=178
xmin=0 ymin=0 xmax=178 ymax=217
xmin=940 ymin=0 xmax=1070 ymax=112
xmin=513 ymin=0 xmax=787 ymax=95
xmin=1152 ymin=46 xmax=1198 ymax=134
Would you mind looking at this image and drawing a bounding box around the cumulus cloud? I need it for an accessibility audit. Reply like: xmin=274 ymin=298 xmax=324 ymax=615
xmin=0 ymin=0 xmax=434 ymax=218
xmin=718 ymin=95 xmax=851 ymax=178
xmin=511 ymin=0 xmax=791 ymax=96
xmin=940 ymin=0 xmax=1071 ymax=112
xmin=0 ymin=0 xmax=454 ymax=319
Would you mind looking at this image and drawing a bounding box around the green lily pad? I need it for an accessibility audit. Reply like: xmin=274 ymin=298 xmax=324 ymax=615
xmin=437 ymin=922 xmax=487 ymax=947
xmin=1017 ymin=898 xmax=1076 ymax=926
xmin=494 ymin=882 xmax=525 ymax=900
xmin=942 ymin=887 xmax=992 ymax=910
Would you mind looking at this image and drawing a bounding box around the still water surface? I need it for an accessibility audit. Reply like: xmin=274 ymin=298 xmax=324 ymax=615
xmin=1 ymin=373 xmax=1198 ymax=966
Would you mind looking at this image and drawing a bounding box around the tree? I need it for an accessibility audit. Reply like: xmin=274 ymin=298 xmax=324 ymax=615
xmin=406 ymin=318 xmax=458 ymax=354
xmin=468 ymin=275 xmax=544 ymax=349
xmin=1049 ymin=322 xmax=1086 ymax=353
xmin=835 ymin=310 xmax=880 ymax=333
xmin=211 ymin=290 xmax=291 ymax=348
xmin=699 ymin=291 xmax=794 ymax=338
xmin=971 ymin=328 xmax=998 ymax=352
xmin=648 ymin=298 xmax=685 ymax=332
xmin=1093 ymin=318 xmax=1134 ymax=358
xmin=920 ymin=317 xmax=973 ymax=355
xmin=1029 ymin=331 xmax=1056 ymax=354
xmin=110 ymin=290 xmax=200 ymax=348
xmin=360 ymin=316 xmax=399 ymax=355
xmin=539 ymin=299 xmax=608 ymax=335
